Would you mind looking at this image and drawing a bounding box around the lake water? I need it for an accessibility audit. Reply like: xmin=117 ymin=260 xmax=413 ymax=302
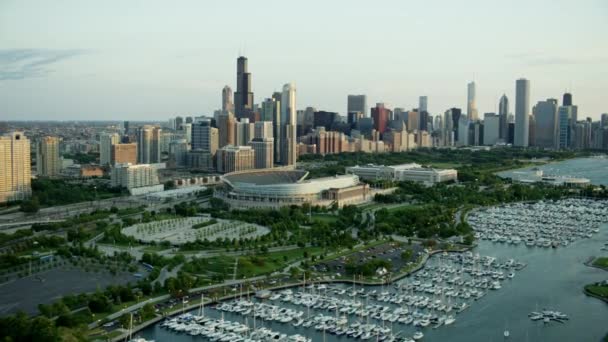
xmin=141 ymin=157 xmax=608 ymax=341
xmin=498 ymin=156 xmax=608 ymax=186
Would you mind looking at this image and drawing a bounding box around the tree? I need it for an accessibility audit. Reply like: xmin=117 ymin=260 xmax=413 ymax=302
xmin=140 ymin=303 xmax=156 ymax=321
xmin=21 ymin=196 xmax=40 ymax=213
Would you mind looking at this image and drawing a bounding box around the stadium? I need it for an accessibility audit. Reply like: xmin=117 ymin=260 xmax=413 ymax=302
xmin=214 ymin=168 xmax=370 ymax=209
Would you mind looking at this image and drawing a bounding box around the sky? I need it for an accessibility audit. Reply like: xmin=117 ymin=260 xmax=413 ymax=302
xmin=1 ymin=0 xmax=607 ymax=121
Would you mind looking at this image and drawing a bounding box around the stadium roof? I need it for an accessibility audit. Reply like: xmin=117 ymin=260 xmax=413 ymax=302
xmin=223 ymin=169 xmax=308 ymax=186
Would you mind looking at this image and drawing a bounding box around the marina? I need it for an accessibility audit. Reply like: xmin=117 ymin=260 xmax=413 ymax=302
xmin=467 ymin=198 xmax=608 ymax=248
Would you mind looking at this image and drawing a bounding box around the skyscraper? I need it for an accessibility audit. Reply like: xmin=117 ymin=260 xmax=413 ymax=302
xmin=280 ymin=83 xmax=297 ymax=166
xmin=216 ymin=145 xmax=255 ymax=173
xmin=371 ymin=103 xmax=389 ymax=134
xmin=249 ymin=138 xmax=274 ymax=169
xmin=347 ymin=95 xmax=367 ymax=117
xmin=222 ymin=85 xmax=234 ymax=112
xmin=254 ymin=121 xmax=273 ymax=140
xmin=499 ymin=94 xmax=509 ymax=141
xmin=514 ymin=78 xmax=530 ymax=147
xmin=37 ymin=136 xmax=61 ymax=177
xmin=111 ymin=143 xmax=137 ymax=166
xmin=448 ymin=108 xmax=462 ymax=142
xmin=234 ymin=56 xmax=254 ymax=119
xmin=558 ymin=106 xmax=572 ymax=149
xmin=467 ymin=82 xmax=478 ymax=121
xmin=0 ymin=132 xmax=31 ymax=203
xmin=563 ymin=92 xmax=572 ymax=107
xmin=235 ymin=118 xmax=255 ymax=146
xmin=136 ymin=126 xmax=162 ymax=164
xmin=191 ymin=118 xmax=218 ymax=156
xmin=601 ymin=113 xmax=608 ymax=128
xmin=419 ymin=96 xmax=428 ymax=113
xmin=100 ymin=133 xmax=120 ymax=166
xmin=533 ymin=99 xmax=559 ymax=149
xmin=217 ymin=111 xmax=236 ymax=148
xmin=483 ymin=113 xmax=500 ymax=146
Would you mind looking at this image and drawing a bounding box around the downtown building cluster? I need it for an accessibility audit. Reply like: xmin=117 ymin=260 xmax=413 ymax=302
xmin=2 ymin=57 xmax=608 ymax=204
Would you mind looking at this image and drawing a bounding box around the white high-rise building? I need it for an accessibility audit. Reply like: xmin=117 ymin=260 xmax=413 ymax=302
xmin=111 ymin=163 xmax=163 ymax=195
xmin=280 ymin=83 xmax=297 ymax=166
xmin=515 ymin=78 xmax=530 ymax=147
xmin=100 ymin=133 xmax=120 ymax=166
xmin=467 ymin=81 xmax=478 ymax=121
xmin=0 ymin=132 xmax=32 ymax=203
xmin=483 ymin=113 xmax=500 ymax=146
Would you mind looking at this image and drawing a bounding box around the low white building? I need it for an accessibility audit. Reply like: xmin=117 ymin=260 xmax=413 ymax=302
xmin=111 ymin=163 xmax=165 ymax=195
xmin=345 ymin=163 xmax=458 ymax=184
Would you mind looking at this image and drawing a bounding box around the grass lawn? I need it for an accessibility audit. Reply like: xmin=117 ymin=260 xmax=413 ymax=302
xmin=236 ymin=247 xmax=324 ymax=278
xmin=311 ymin=214 xmax=339 ymax=224
xmin=593 ymin=257 xmax=608 ymax=269
xmin=183 ymin=247 xmax=326 ymax=279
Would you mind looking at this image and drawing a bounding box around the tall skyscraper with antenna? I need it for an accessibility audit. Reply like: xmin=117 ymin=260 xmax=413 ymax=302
xmin=234 ymin=56 xmax=254 ymax=119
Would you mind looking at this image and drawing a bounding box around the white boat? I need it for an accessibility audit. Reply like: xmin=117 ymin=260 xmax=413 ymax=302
xmin=413 ymin=331 xmax=424 ymax=340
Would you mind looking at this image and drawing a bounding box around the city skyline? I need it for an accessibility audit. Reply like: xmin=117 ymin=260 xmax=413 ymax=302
xmin=1 ymin=0 xmax=607 ymax=121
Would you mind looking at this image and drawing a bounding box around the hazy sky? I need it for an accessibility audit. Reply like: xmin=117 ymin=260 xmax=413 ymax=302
xmin=1 ymin=0 xmax=607 ymax=121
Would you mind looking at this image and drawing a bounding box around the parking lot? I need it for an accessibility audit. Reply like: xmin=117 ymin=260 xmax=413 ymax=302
xmin=0 ymin=267 xmax=147 ymax=315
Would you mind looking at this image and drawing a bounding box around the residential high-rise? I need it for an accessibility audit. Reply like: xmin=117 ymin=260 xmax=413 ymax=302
xmin=499 ymin=94 xmax=509 ymax=141
xmin=222 ymin=85 xmax=234 ymax=112
xmin=557 ymin=106 xmax=572 ymax=149
xmin=217 ymin=111 xmax=236 ymax=148
xmin=191 ymin=118 xmax=218 ymax=156
xmin=407 ymin=111 xmax=420 ymax=132
xmin=235 ymin=118 xmax=255 ymax=146
xmin=249 ymin=138 xmax=274 ymax=169
xmin=514 ymin=78 xmax=530 ymax=147
xmin=100 ymin=133 xmax=120 ymax=166
xmin=111 ymin=143 xmax=137 ymax=165
xmin=0 ymin=132 xmax=31 ymax=203
xmin=533 ymin=99 xmax=559 ymax=149
xmin=563 ymin=92 xmax=572 ymax=107
xmin=280 ymin=83 xmax=297 ymax=166
xmin=216 ymin=145 xmax=255 ymax=173
xmin=483 ymin=113 xmax=500 ymax=146
xmin=174 ymin=116 xmax=184 ymax=130
xmin=347 ymin=95 xmax=367 ymax=117
xmin=234 ymin=56 xmax=254 ymax=119
xmin=467 ymin=81 xmax=478 ymax=121
xmin=254 ymin=121 xmax=273 ymax=139
xmin=136 ymin=126 xmax=162 ymax=164
xmin=448 ymin=108 xmax=462 ymax=142
xmin=111 ymin=163 xmax=162 ymax=195
xmin=37 ymin=136 xmax=61 ymax=177
xmin=261 ymin=97 xmax=279 ymax=122
xmin=371 ymin=103 xmax=389 ymax=135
